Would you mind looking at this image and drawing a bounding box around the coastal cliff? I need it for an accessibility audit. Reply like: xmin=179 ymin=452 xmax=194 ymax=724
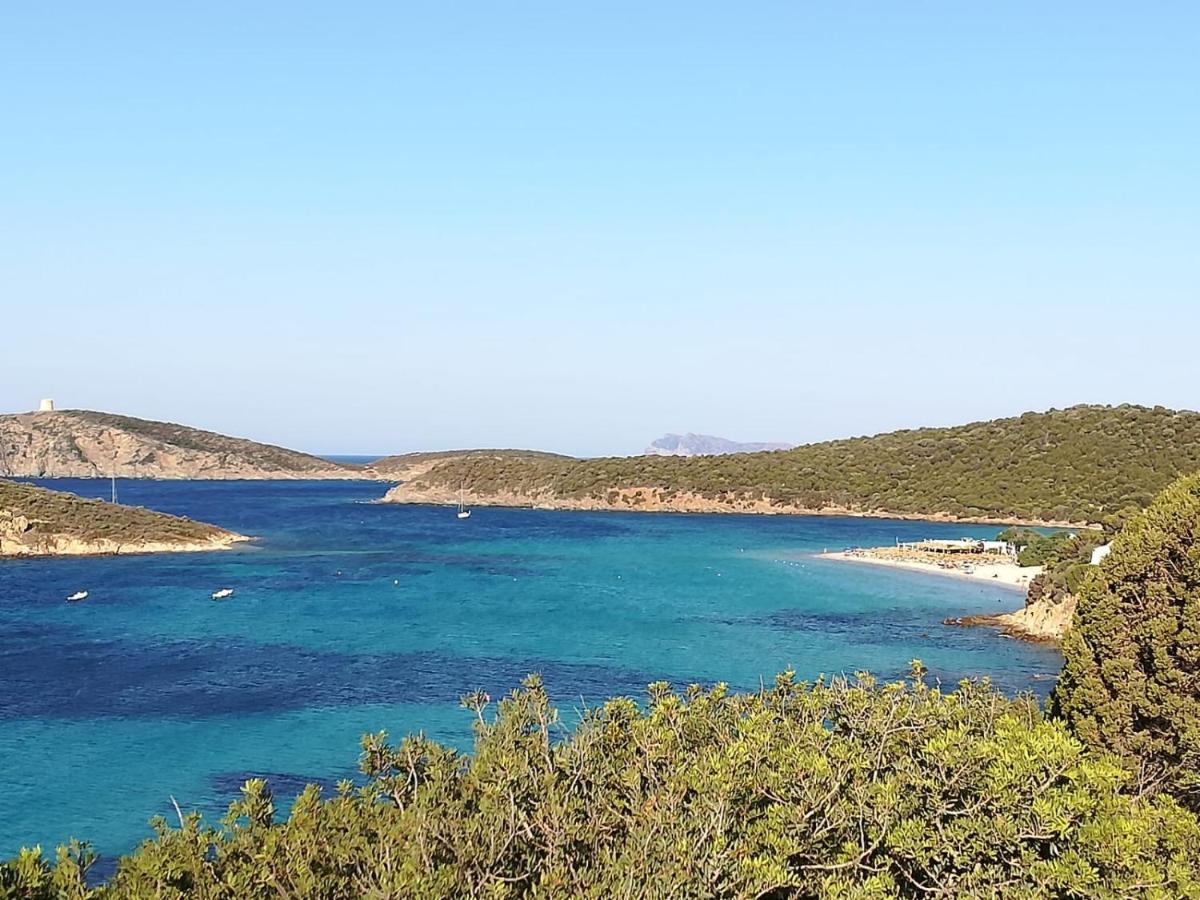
xmin=990 ymin=594 xmax=1078 ymax=642
xmin=0 ymin=479 xmax=247 ymax=557
xmin=0 ymin=410 xmax=374 ymax=480
xmin=944 ymin=594 xmax=1078 ymax=644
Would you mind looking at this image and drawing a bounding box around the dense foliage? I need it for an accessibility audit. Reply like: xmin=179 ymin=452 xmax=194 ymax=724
xmin=995 ymin=528 xmax=1099 ymax=569
xmin=0 ymin=479 xmax=228 ymax=547
xmin=6 ymin=671 xmax=1200 ymax=898
xmin=996 ymin=527 xmax=1106 ymax=607
xmin=1052 ymin=472 xmax=1200 ymax=810
xmin=406 ymin=405 xmax=1200 ymax=526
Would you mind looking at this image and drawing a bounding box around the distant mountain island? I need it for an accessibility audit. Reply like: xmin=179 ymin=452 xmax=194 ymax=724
xmin=0 ymin=410 xmax=376 ymax=480
xmin=0 ymin=478 xmax=245 ymax=557
xmin=644 ymin=433 xmax=793 ymax=457
xmin=383 ymin=405 xmax=1200 ymax=527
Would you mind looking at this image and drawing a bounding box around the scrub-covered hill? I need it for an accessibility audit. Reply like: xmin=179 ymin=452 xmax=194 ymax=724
xmin=383 ymin=405 xmax=1200 ymax=526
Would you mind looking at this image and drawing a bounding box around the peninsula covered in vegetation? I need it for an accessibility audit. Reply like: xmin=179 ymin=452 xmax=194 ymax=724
xmin=383 ymin=405 xmax=1200 ymax=527
xmin=0 ymin=480 xmax=246 ymax=557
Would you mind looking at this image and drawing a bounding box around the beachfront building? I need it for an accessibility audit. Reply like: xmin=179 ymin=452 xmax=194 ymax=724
xmin=982 ymin=540 xmax=1017 ymax=558
xmin=896 ymin=538 xmax=1016 ymax=558
xmin=897 ymin=540 xmax=1017 ymax=561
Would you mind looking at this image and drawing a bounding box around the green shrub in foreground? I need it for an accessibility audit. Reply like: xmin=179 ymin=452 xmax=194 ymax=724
xmin=1053 ymin=472 xmax=1200 ymax=810
xmin=6 ymin=669 xmax=1200 ymax=898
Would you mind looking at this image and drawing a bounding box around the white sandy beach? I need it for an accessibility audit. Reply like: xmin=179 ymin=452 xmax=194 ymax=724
xmin=818 ymin=549 xmax=1042 ymax=590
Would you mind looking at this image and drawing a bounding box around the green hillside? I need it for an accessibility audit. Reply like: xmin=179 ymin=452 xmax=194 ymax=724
xmin=398 ymin=405 xmax=1200 ymax=525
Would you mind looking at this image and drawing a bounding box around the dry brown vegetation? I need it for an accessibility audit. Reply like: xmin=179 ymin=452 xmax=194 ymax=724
xmin=0 ymin=479 xmax=230 ymax=547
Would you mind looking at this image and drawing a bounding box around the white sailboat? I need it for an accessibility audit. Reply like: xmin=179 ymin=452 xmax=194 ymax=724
xmin=456 ymin=484 xmax=471 ymax=519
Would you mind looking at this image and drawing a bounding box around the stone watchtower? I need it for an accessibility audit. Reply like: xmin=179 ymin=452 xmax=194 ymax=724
xmin=39 ymin=399 xmax=55 ymax=412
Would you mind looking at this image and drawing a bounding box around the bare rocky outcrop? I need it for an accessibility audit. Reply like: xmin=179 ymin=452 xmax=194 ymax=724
xmin=943 ymin=588 xmax=1078 ymax=644
xmin=0 ymin=410 xmax=375 ymax=480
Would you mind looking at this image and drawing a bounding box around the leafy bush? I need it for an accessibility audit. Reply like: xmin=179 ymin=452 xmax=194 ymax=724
xmin=996 ymin=526 xmax=1105 ymax=610
xmin=7 ymin=670 xmax=1200 ymax=898
xmin=995 ymin=527 xmax=1098 ymax=568
xmin=1053 ymin=472 xmax=1200 ymax=810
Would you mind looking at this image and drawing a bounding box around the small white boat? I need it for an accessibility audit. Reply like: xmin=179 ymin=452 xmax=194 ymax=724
xmin=66 ymin=591 xmax=89 ymax=603
xmin=456 ymin=484 xmax=471 ymax=519
xmin=211 ymin=588 xmax=234 ymax=601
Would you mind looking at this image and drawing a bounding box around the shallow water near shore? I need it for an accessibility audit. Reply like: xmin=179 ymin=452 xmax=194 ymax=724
xmin=0 ymin=479 xmax=1061 ymax=864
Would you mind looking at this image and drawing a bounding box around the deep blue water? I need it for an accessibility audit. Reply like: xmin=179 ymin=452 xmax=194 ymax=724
xmin=0 ymin=479 xmax=1061 ymax=864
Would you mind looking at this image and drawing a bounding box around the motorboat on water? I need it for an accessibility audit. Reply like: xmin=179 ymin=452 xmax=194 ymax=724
xmin=211 ymin=588 xmax=235 ymax=600
xmin=66 ymin=591 xmax=89 ymax=603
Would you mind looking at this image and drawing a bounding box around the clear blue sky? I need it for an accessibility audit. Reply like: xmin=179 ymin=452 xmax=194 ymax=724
xmin=2 ymin=3 xmax=1196 ymax=455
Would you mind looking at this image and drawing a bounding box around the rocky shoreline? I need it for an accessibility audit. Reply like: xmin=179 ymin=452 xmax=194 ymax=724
xmin=0 ymin=410 xmax=377 ymax=480
xmin=379 ymin=484 xmax=1090 ymax=529
xmin=1 ymin=480 xmax=250 ymax=559
xmin=0 ymin=531 xmax=249 ymax=558
xmin=942 ymin=596 xmax=1077 ymax=645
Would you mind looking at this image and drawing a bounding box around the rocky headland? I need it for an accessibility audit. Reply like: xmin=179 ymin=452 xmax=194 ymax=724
xmin=381 ymin=480 xmax=1085 ymax=527
xmin=0 ymin=410 xmax=376 ymax=480
xmin=0 ymin=479 xmax=248 ymax=557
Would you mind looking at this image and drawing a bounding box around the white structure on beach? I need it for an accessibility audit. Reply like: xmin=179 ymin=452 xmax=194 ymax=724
xmin=981 ymin=540 xmax=1017 ymax=558
xmin=896 ymin=538 xmax=1015 ymax=558
xmin=1091 ymin=543 xmax=1112 ymax=566
xmin=39 ymin=398 xmax=55 ymax=412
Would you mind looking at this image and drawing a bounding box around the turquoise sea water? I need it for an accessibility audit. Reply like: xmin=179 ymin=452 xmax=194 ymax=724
xmin=0 ymin=479 xmax=1061 ymax=868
